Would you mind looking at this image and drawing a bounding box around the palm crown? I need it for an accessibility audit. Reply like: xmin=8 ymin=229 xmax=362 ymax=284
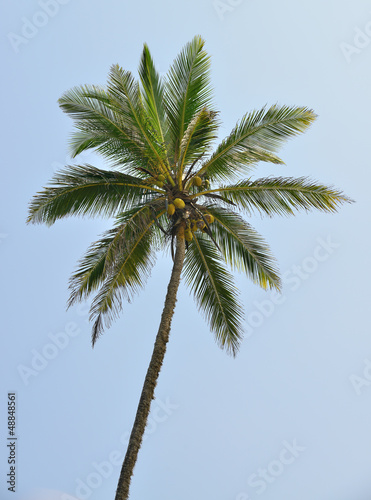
xmin=28 ymin=35 xmax=350 ymax=356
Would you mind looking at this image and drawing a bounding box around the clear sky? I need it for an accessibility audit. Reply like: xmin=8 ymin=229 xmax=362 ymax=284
xmin=1 ymin=1 xmax=371 ymax=499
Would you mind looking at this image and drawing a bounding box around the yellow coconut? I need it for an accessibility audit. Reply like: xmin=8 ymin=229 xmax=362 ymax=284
xmin=185 ymin=229 xmax=193 ymax=242
xmin=193 ymin=176 xmax=203 ymax=187
xmin=155 ymin=181 xmax=164 ymax=188
xmin=204 ymin=214 xmax=215 ymax=224
xmin=191 ymin=222 xmax=198 ymax=232
xmin=167 ymin=204 xmax=175 ymax=216
xmin=158 ymin=174 xmax=165 ymax=182
xmin=173 ymin=198 xmax=185 ymax=209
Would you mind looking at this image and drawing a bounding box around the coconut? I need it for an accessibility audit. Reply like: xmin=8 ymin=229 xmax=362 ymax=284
xmin=173 ymin=198 xmax=185 ymax=209
xmin=158 ymin=174 xmax=165 ymax=182
xmin=167 ymin=204 xmax=175 ymax=216
xmin=155 ymin=181 xmax=164 ymax=188
xmin=185 ymin=229 xmax=193 ymax=242
xmin=193 ymin=176 xmax=202 ymax=187
xmin=204 ymin=214 xmax=214 ymax=224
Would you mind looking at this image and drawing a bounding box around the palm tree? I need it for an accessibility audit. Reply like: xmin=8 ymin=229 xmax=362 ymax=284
xmin=27 ymin=36 xmax=351 ymax=500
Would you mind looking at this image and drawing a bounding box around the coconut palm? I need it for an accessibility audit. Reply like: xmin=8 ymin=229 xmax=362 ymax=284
xmin=27 ymin=36 xmax=351 ymax=500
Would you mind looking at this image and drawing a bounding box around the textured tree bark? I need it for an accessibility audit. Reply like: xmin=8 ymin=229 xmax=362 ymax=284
xmin=114 ymin=235 xmax=186 ymax=500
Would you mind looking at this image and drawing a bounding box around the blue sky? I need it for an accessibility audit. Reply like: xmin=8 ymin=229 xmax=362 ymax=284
xmin=1 ymin=1 xmax=371 ymax=499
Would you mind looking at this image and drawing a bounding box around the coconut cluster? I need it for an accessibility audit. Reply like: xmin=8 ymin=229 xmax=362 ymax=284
xmin=147 ymin=171 xmax=214 ymax=242
xmin=166 ymin=198 xmax=215 ymax=241
xmin=150 ymin=173 xmax=166 ymax=188
xmin=184 ymin=213 xmax=214 ymax=241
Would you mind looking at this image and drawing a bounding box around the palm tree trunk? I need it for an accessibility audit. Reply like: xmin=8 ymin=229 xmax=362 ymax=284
xmin=114 ymin=235 xmax=186 ymax=500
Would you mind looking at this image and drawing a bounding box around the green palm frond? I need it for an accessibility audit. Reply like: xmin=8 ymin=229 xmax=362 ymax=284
xmin=107 ymin=64 xmax=171 ymax=178
xmin=204 ymin=205 xmax=280 ymax=290
xmin=68 ymin=131 xmax=145 ymax=172
xmin=177 ymin=108 xmax=218 ymax=187
xmin=138 ymin=44 xmax=167 ymax=145
xmin=198 ymin=105 xmax=317 ymax=182
xmin=68 ymin=228 xmax=118 ymax=308
xmin=27 ymin=164 xmax=163 ymax=225
xmin=197 ymin=177 xmax=352 ymax=216
xmin=165 ymin=35 xmax=214 ymax=163
xmin=68 ymin=205 xmax=151 ymax=307
xmin=58 ymin=85 xmax=148 ymax=166
xmin=89 ymin=208 xmax=158 ymax=345
xmin=183 ymin=232 xmax=244 ymax=356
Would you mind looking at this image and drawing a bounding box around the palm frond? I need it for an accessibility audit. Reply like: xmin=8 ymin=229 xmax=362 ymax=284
xmin=68 ymin=205 xmax=152 ymax=307
xmin=58 ymin=85 xmax=148 ymax=165
xmin=138 ymin=44 xmax=167 ymax=145
xmin=198 ymin=105 xmax=317 ymax=182
xmin=204 ymin=205 xmax=281 ymax=290
xmin=164 ymin=35 xmax=214 ymax=163
xmin=27 ymin=164 xmax=163 ymax=225
xmin=68 ymin=131 xmax=142 ymax=171
xmin=107 ymin=64 xmax=171 ymax=178
xmin=67 ymin=228 xmax=118 ymax=308
xmin=177 ymin=108 xmax=218 ymax=187
xmin=89 ymin=209 xmax=157 ymax=345
xmin=198 ymin=177 xmax=352 ymax=216
xmin=183 ymin=232 xmax=243 ymax=356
